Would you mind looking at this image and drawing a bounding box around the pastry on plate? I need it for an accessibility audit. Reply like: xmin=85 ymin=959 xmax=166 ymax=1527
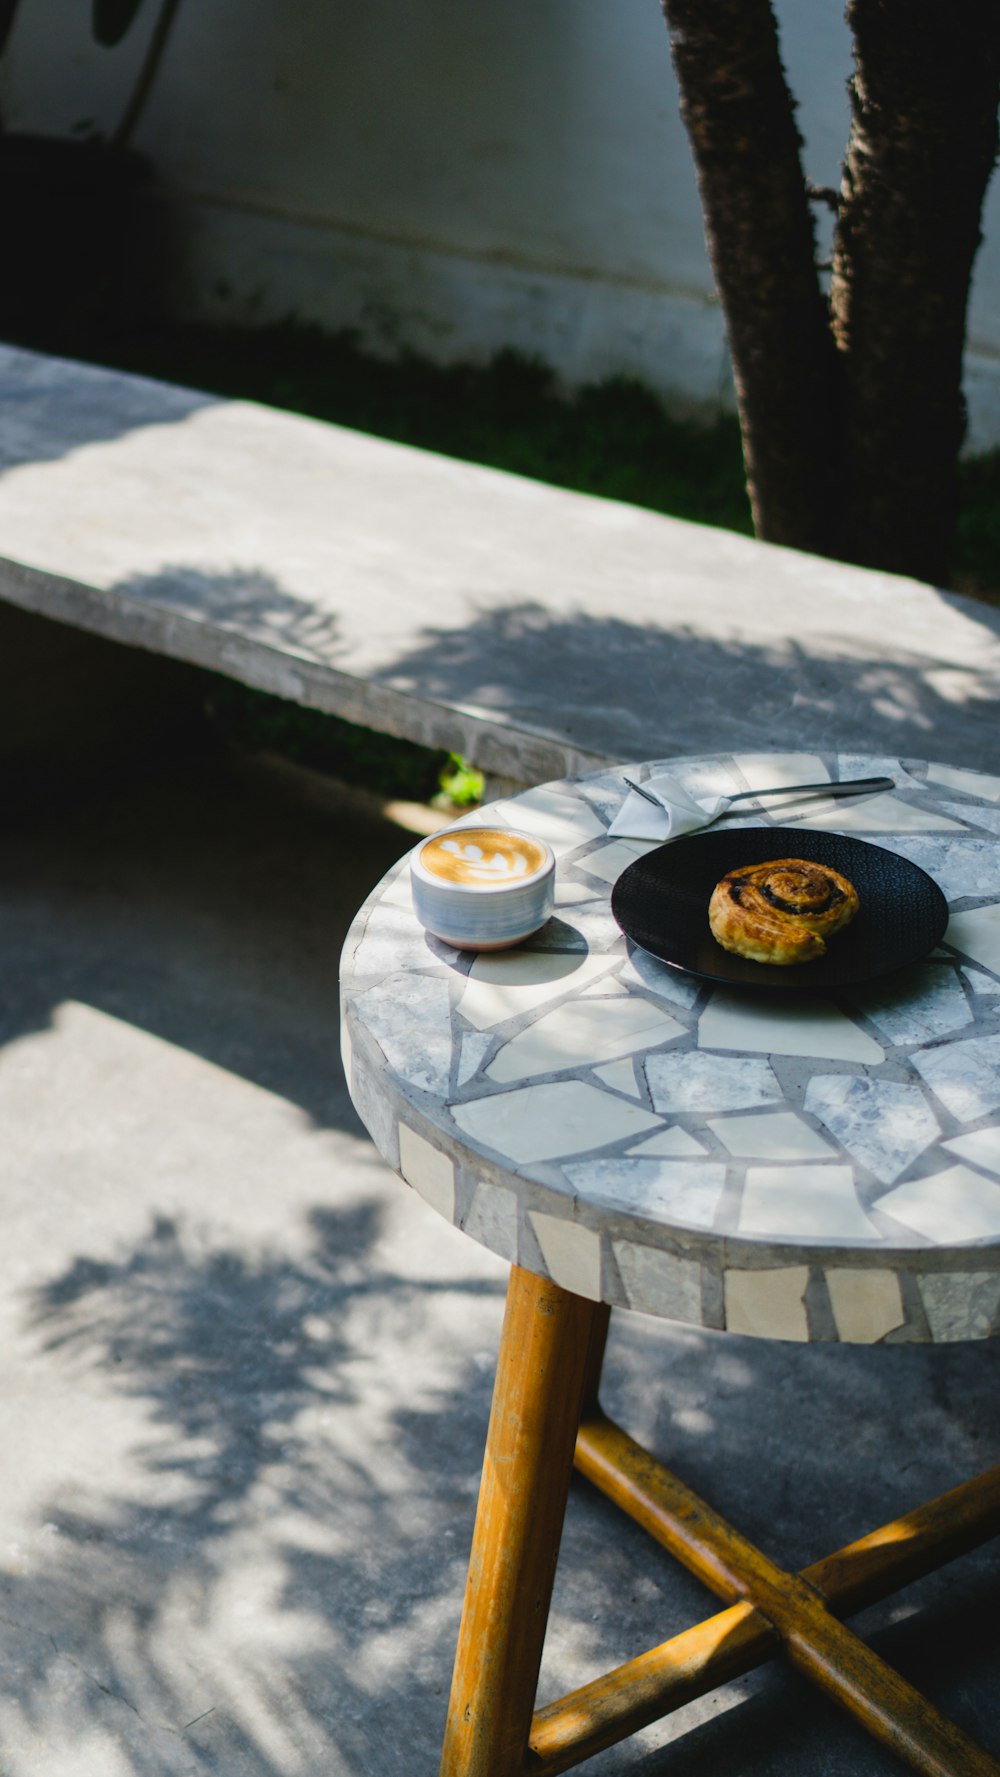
xmin=709 ymin=857 xmax=859 ymax=965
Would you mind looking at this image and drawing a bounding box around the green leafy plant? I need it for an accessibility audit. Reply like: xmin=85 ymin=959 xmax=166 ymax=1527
xmin=437 ymin=755 xmax=484 ymax=809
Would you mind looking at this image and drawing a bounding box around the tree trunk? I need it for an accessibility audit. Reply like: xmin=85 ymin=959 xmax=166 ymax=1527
xmin=660 ymin=0 xmax=844 ymax=558
xmin=829 ymin=0 xmax=1000 ymax=583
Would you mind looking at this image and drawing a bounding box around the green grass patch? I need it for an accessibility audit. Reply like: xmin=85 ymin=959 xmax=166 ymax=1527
xmin=954 ymin=448 xmax=1000 ymax=603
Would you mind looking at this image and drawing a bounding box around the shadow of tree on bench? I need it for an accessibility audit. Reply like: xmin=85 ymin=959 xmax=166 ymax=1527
xmin=115 ymin=566 xmax=343 ymax=662
xmin=107 ymin=561 xmax=1000 ymax=776
xmin=375 ymin=597 xmax=1000 ymax=771
xmin=0 ymin=348 xmax=221 ymax=473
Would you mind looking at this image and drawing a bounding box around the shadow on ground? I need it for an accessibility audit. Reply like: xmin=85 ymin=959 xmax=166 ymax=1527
xmin=5 ymin=1199 xmax=999 ymax=1776
xmin=0 ymin=737 xmax=996 ymax=1774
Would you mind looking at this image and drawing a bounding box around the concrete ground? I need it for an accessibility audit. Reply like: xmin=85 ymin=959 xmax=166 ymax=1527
xmin=1 ymin=722 xmax=998 ymax=1776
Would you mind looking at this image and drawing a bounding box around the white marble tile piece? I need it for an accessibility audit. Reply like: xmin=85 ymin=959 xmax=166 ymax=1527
xmin=613 ymin=1241 xmax=703 ymax=1321
xmin=645 ymin=1051 xmax=781 ymax=1115
xmin=463 ymin=1179 xmax=519 ymax=1263
xmin=576 ymin=838 xmax=660 ymax=886
xmin=942 ymin=1127 xmax=1000 ymax=1176
xmin=340 ymin=1015 xmax=353 ymax=1093
xmin=804 ymin=1075 xmax=940 ymax=1186
xmin=877 ymin=1165 xmax=1000 ymax=1243
xmin=874 ymin=836 xmax=999 ymax=903
xmin=528 ymin=1213 xmax=602 ymax=1299
xmin=638 ymin=757 xmax=743 ymax=803
xmin=963 ymin=968 xmax=1000 ymax=997
xmin=398 ymin=1123 xmax=456 ymax=1221
xmin=912 ymin=1032 xmax=1000 ymax=1123
xmin=731 ymin=752 xmax=829 ymax=788
xmin=619 ymin=951 xmax=702 ymax=1007
xmin=699 ymin=992 xmax=884 ymax=1064
xmin=491 ymin=787 xmax=606 ymax=853
xmin=352 ymin=975 xmax=455 ymax=1096
xmin=486 ymin=996 xmax=685 ymax=1084
xmin=760 ymin=793 xmax=846 ymax=824
xmin=855 ymin=966 xmax=972 ymax=1046
xmin=627 ymin=1126 xmax=707 ymax=1157
xmin=576 ymin=777 xmax=625 ymax=821
xmin=581 ymin=978 xmax=630 ymax=999
xmin=787 ymin=794 xmax=965 ymax=833
xmin=943 ymin=803 xmax=1000 ymax=836
xmin=377 ymin=865 xmax=416 ymax=908
xmin=945 ymin=906 xmax=1000 ymax=977
xmin=739 ymin=1165 xmax=877 ymax=1240
xmin=926 ymin=763 xmax=1000 ymax=801
xmin=555 ymin=881 xmax=600 ymax=907
xmin=351 ymin=899 xmax=447 ymax=977
xmin=725 ymin=1268 xmax=811 ymax=1341
xmin=593 ymin=1059 xmax=642 ymax=1099
xmin=433 ymin=807 xmax=490 ymax=829
xmin=457 ymin=1032 xmax=493 ymax=1087
xmin=708 ymin=1111 xmax=837 ymax=1161
xmin=826 ymin=1269 xmax=904 ymax=1343
xmin=459 ymin=950 xmax=615 ymax=1029
xmin=451 ymin=1080 xmax=660 ymax=1164
xmin=838 ymin=756 xmax=924 ymax=793
xmin=565 ymin=1158 xmax=727 ymax=1230
xmin=918 ymin=1271 xmax=1000 ymax=1341
xmin=554 ymin=902 xmax=627 ymax=949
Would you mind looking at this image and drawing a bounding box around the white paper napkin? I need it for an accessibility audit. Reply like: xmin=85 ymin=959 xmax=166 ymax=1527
xmin=608 ymin=773 xmax=733 ymax=840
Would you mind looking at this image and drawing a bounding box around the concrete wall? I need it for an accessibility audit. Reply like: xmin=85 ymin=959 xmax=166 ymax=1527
xmin=3 ymin=0 xmax=999 ymax=446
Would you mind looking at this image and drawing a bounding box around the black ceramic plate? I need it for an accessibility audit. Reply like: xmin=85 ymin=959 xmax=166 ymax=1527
xmin=610 ymin=827 xmax=949 ymax=993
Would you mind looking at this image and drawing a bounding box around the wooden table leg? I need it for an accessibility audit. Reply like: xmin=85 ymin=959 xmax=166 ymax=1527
xmin=439 ymin=1267 xmax=602 ymax=1777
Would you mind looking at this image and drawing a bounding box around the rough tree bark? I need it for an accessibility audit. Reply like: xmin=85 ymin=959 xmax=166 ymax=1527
xmin=660 ymin=0 xmax=1000 ymax=586
xmin=831 ymin=0 xmax=1000 ymax=581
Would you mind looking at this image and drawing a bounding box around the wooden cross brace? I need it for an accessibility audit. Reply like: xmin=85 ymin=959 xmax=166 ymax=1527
xmin=440 ymin=1267 xmax=1000 ymax=1777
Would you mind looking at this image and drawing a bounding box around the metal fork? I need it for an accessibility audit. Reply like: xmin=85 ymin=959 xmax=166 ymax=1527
xmin=623 ymin=774 xmax=894 ymax=809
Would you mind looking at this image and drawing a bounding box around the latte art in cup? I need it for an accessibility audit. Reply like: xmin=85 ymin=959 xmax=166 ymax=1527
xmin=410 ymin=825 xmax=556 ymax=950
xmin=418 ymin=829 xmax=548 ymax=886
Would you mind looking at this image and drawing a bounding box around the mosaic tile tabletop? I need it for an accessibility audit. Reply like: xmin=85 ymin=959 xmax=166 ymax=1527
xmin=340 ymin=753 xmax=1000 ymax=1345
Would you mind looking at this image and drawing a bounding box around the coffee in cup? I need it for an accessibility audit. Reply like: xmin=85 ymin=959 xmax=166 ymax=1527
xmin=418 ymin=828 xmax=549 ymax=886
xmin=410 ymin=826 xmax=555 ymax=949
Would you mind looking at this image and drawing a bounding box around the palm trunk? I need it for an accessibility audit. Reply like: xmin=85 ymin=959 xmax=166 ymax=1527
xmin=660 ymin=0 xmax=844 ymax=559
xmin=829 ymin=0 xmax=1000 ymax=583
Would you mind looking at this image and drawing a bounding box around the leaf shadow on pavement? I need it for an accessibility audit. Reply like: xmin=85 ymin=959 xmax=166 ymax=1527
xmin=0 ymin=690 xmax=996 ymax=1774
xmin=4 ymin=1204 xmax=997 ymax=1777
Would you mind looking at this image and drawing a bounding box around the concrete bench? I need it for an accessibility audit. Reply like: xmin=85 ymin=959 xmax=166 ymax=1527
xmin=2 ymin=342 xmax=1000 ymax=792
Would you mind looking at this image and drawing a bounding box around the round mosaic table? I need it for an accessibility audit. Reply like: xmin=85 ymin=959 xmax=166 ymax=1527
xmin=340 ymin=751 xmax=1000 ymax=1777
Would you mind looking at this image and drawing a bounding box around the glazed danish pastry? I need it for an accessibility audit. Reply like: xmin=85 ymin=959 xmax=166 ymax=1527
xmin=708 ymin=857 xmax=859 ymax=966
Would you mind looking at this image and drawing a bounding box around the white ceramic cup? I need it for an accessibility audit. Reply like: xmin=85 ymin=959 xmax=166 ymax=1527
xmin=410 ymin=826 xmax=556 ymax=950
